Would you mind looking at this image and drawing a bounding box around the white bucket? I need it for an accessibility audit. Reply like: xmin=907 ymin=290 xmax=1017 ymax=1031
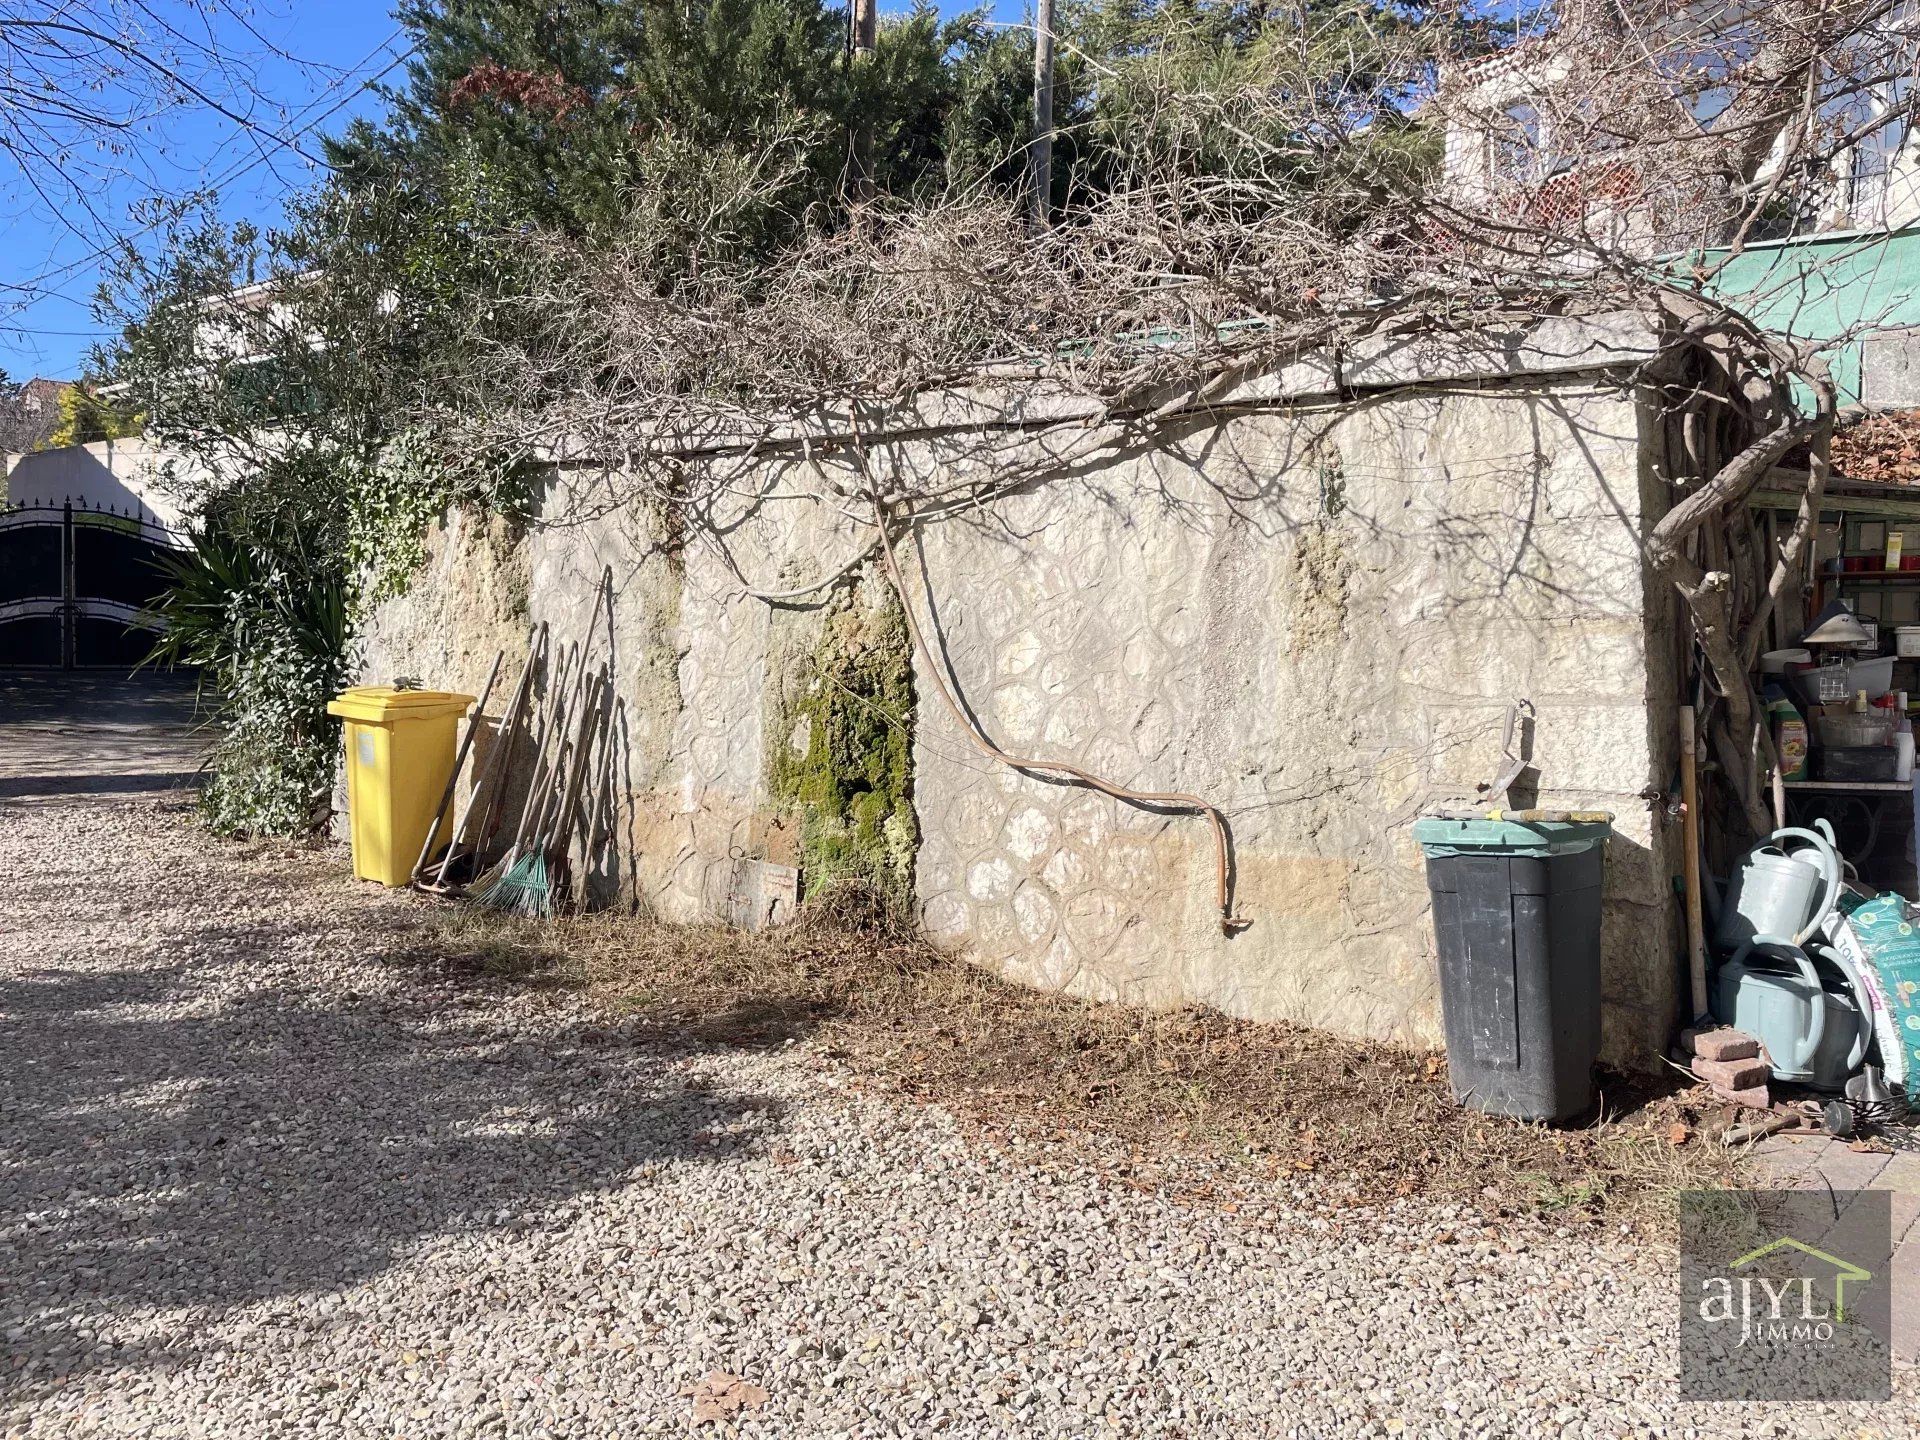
xmin=1898 ymin=626 xmax=1920 ymax=658
xmin=1852 ymin=654 xmax=1897 ymax=699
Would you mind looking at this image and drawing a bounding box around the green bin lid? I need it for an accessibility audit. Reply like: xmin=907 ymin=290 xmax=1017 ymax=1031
xmin=1411 ymin=816 xmax=1612 ymax=857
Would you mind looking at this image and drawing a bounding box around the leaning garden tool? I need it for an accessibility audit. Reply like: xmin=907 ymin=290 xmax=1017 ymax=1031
xmin=479 ymin=667 xmax=602 ymax=917
xmin=464 ymin=623 xmax=549 ymax=866
xmin=409 ymin=651 xmax=504 ymax=888
xmin=470 ymin=639 xmax=579 ymax=905
xmin=543 ymin=667 xmax=609 ymax=913
xmin=576 ymin=673 xmax=622 ymax=901
xmin=471 ymin=589 xmax=609 ymax=915
xmin=473 ymin=634 xmax=596 ymax=914
xmin=415 ymin=625 xmax=546 ymax=894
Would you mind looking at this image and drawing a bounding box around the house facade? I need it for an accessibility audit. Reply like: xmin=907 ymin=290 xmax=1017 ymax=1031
xmin=1438 ymin=4 xmax=1920 ymax=252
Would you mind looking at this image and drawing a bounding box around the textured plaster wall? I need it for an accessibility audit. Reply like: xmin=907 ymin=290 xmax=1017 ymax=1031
xmin=359 ymin=361 xmax=1682 ymax=1068
xmin=355 ymin=472 xmax=858 ymax=919
xmin=897 ymin=386 xmax=1678 ymax=1065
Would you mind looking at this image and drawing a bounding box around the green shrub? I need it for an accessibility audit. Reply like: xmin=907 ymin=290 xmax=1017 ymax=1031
xmin=148 ymin=517 xmax=353 ymax=837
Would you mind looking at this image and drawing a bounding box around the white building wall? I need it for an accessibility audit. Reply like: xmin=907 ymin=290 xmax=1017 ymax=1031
xmin=5 ymin=439 xmax=189 ymax=533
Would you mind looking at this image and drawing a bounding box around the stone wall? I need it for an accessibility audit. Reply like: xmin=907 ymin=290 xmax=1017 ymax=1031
xmin=358 ymin=337 xmax=1684 ymax=1068
xmin=900 ymin=385 xmax=1680 ymax=1065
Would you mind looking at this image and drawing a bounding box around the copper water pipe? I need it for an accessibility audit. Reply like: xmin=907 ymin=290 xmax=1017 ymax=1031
xmin=872 ymin=506 xmax=1248 ymax=935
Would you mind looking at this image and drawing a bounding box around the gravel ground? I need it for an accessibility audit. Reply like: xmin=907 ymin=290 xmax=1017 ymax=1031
xmin=2 ymin=792 xmax=1915 ymax=1437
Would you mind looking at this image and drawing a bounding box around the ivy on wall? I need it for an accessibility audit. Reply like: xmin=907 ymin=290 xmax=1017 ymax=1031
xmin=345 ymin=432 xmax=460 ymax=609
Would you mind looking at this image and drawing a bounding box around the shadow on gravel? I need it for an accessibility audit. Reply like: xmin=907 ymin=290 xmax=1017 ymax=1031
xmin=0 ymin=671 xmax=212 ymax=808
xmin=0 ymin=771 xmax=202 ymax=800
xmin=0 ymin=930 xmax=782 ymax=1393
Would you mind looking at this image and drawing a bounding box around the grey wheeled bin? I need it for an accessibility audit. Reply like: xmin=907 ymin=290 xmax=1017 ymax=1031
xmin=1412 ymin=815 xmax=1612 ymax=1123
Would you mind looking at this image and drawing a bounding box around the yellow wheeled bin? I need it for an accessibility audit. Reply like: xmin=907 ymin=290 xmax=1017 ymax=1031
xmin=326 ymin=686 xmax=476 ymax=886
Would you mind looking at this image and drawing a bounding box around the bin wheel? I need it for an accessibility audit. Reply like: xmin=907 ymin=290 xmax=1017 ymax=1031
xmin=1822 ymin=1098 xmax=1857 ymax=1137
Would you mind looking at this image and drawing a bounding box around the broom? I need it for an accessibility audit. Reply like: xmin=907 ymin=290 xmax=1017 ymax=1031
xmin=469 ymin=639 xmax=580 ymax=909
xmin=476 ymin=670 xmax=602 ymax=917
xmin=415 ymin=624 xmax=546 ymax=894
xmin=470 ymin=577 xmax=611 ymax=914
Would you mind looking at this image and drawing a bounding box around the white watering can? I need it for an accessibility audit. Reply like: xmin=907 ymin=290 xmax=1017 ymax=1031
xmin=1713 ymin=820 xmax=1843 ymax=952
xmin=1713 ymin=938 xmax=1870 ymax=1088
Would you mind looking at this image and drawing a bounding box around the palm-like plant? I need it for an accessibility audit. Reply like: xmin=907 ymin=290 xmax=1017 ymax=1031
xmin=145 ymin=516 xmax=354 ymax=836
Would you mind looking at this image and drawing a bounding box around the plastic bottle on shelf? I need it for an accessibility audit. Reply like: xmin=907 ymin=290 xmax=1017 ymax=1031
xmin=1769 ymin=688 xmax=1810 ymax=782
xmin=1898 ymin=691 xmax=1915 ymax=782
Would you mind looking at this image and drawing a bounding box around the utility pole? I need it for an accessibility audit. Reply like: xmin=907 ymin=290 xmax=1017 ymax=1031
xmin=1029 ymin=0 xmax=1056 ymax=228
xmin=851 ymin=0 xmax=878 ymax=208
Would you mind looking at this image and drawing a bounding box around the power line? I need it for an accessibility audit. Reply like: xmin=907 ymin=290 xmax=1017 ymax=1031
xmin=1 ymin=30 xmax=415 ymax=309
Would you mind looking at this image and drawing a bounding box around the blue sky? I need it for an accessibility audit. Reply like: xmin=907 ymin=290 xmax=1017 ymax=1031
xmin=0 ymin=1 xmax=413 ymax=383
xmin=0 ymin=1 xmax=1033 ymax=385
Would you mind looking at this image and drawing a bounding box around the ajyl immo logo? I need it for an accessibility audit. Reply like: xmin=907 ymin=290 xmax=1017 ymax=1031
xmin=1696 ymin=1236 xmax=1871 ymax=1346
xmin=1679 ymin=1189 xmax=1892 ymax=1402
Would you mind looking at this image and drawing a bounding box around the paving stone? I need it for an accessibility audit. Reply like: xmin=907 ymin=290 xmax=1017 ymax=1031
xmin=1747 ymin=1133 xmax=1829 ymax=1185
xmin=1813 ymin=1144 xmax=1896 ymax=1193
xmin=1897 ymin=1200 xmax=1920 ymax=1253
xmin=1684 ymin=1026 xmax=1761 ymax=1063
xmin=1879 ymin=1152 xmax=1920 ymax=1197
xmin=1694 ymin=1056 xmax=1770 ymax=1090
xmin=1893 ymin=1294 xmax=1920 ymax=1366
xmin=1892 ymin=1237 xmax=1920 ymax=1364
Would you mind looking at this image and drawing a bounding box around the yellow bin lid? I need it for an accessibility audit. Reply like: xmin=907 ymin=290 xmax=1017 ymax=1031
xmin=326 ymin=686 xmax=476 ymax=723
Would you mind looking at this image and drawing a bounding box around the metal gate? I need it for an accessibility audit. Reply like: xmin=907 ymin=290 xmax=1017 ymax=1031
xmin=0 ymin=501 xmax=183 ymax=669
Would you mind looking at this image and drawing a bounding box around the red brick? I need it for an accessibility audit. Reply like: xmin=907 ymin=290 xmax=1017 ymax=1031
xmin=1693 ymin=1056 xmax=1771 ymax=1090
xmin=1683 ymin=1026 xmax=1761 ymax=1062
xmin=1716 ymin=1082 xmax=1772 ymax=1111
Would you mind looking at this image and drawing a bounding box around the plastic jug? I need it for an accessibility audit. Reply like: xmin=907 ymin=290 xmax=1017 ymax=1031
xmin=1714 ymin=822 xmax=1842 ymax=951
xmin=1713 ymin=940 xmax=1869 ymax=1089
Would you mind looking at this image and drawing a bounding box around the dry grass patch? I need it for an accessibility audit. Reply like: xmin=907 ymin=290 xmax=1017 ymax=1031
xmin=419 ymin=896 xmax=1742 ymax=1230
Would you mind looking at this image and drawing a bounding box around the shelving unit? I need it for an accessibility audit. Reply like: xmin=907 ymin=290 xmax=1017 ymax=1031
xmin=1783 ymin=780 xmax=1912 ymax=793
xmin=1812 ymin=518 xmax=1920 ymax=706
xmin=1746 ymin=495 xmax=1920 ymax=894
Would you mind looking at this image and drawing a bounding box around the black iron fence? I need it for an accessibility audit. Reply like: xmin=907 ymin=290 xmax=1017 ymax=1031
xmin=0 ymin=500 xmax=185 ymax=669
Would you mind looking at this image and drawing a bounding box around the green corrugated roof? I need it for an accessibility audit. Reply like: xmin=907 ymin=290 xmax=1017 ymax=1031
xmin=1694 ymin=227 xmax=1920 ymax=405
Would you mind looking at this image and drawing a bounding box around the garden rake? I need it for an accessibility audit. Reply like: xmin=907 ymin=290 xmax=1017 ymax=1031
xmin=414 ymin=623 xmax=547 ymax=894
xmin=471 ymin=577 xmax=612 ymax=916
xmin=475 ymin=668 xmax=603 ymax=917
xmin=470 ymin=641 xmax=579 ymax=913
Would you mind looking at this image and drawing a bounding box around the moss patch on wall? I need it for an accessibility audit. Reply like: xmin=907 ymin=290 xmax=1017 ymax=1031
xmin=768 ymin=590 xmax=918 ymax=905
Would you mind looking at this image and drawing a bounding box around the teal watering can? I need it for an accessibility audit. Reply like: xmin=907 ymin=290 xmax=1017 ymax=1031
xmin=1713 ymin=821 xmax=1843 ymax=952
xmin=1713 ymin=939 xmax=1870 ymax=1090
